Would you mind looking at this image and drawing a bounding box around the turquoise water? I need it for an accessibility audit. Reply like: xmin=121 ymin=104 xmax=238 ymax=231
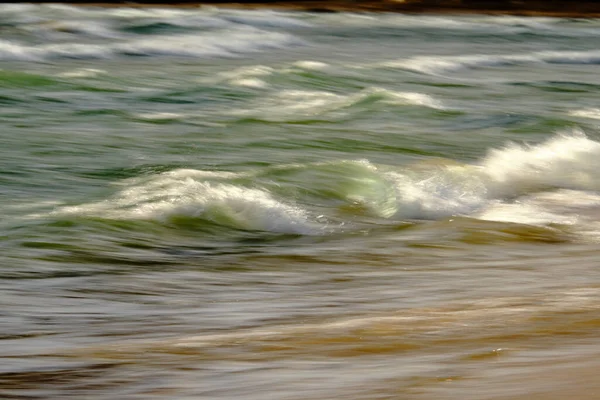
xmin=2 ymin=4 xmax=600 ymax=399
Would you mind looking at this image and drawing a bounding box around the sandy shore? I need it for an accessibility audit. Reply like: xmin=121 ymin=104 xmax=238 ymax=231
xmin=48 ymin=1 xmax=600 ymax=18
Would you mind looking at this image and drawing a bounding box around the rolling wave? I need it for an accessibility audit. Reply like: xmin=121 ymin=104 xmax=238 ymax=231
xmin=384 ymin=50 xmax=600 ymax=75
xmin=233 ymin=88 xmax=446 ymax=121
xmin=0 ymin=29 xmax=303 ymax=61
xmin=58 ymin=173 xmax=323 ymax=235
xmin=52 ymin=132 xmax=600 ymax=239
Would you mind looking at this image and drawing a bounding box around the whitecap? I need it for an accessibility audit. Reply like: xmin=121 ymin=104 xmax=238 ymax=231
xmin=291 ymin=60 xmax=330 ymax=70
xmin=58 ymin=68 xmax=107 ymax=78
xmin=58 ymin=171 xmax=323 ymax=235
xmin=569 ymin=108 xmax=600 ymax=120
xmin=117 ymin=30 xmax=302 ymax=58
xmin=32 ymin=20 xmax=122 ymax=39
xmin=229 ymin=78 xmax=267 ymax=88
xmin=131 ymin=112 xmax=184 ymax=121
xmin=0 ymin=28 xmax=304 ymax=62
xmin=382 ymin=49 xmax=600 ymax=76
xmin=210 ymin=65 xmax=274 ymax=88
xmin=382 ymin=53 xmax=535 ymax=75
xmin=481 ymin=130 xmax=600 ymax=197
xmin=237 ymin=87 xmax=445 ymax=120
xmin=220 ymin=10 xmax=312 ymax=29
xmin=383 ymin=163 xmax=487 ymax=220
xmin=367 ymin=131 xmax=600 ymax=221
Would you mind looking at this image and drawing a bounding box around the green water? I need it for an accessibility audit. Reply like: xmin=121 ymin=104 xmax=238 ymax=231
xmin=2 ymin=5 xmax=600 ymax=399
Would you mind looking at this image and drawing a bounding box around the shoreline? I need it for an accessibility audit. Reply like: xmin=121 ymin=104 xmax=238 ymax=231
xmin=41 ymin=2 xmax=600 ymax=18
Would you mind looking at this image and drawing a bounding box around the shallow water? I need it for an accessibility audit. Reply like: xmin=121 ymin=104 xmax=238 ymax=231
xmin=2 ymin=5 xmax=600 ymax=399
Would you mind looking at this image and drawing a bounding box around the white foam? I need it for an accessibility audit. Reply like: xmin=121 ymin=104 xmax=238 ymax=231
xmin=0 ymin=28 xmax=303 ymax=61
xmin=378 ymin=90 xmax=444 ymax=109
xmin=221 ymin=10 xmax=312 ymax=29
xmin=219 ymin=65 xmax=274 ymax=79
xmin=104 ymin=7 xmax=193 ymax=20
xmin=569 ymin=108 xmax=600 ymax=120
xmin=32 ymin=20 xmax=122 ymax=39
xmin=539 ymin=50 xmax=600 ymax=65
xmin=268 ymin=90 xmax=343 ymax=114
xmin=476 ymin=190 xmax=600 ymax=241
xmin=132 ymin=112 xmax=184 ymax=121
xmin=467 ymin=133 xmax=600 ymax=233
xmin=118 ymin=30 xmax=302 ymax=58
xmin=291 ymin=60 xmax=330 ymax=70
xmin=383 ymin=164 xmax=487 ymax=220
xmin=59 ymin=170 xmax=322 ymax=235
xmin=481 ymin=131 xmax=600 ymax=197
xmin=383 ymin=53 xmax=534 ymax=75
xmin=238 ymin=88 xmax=444 ymax=120
xmin=160 ymin=169 xmax=242 ymax=180
xmin=0 ymin=40 xmax=42 ymax=62
xmin=383 ymin=49 xmax=600 ymax=75
xmin=0 ymin=3 xmax=37 ymax=13
xmin=230 ymin=78 xmax=267 ymax=88
xmin=212 ymin=65 xmax=274 ymax=88
xmin=368 ymin=132 xmax=600 ymax=221
xmin=57 ymin=68 xmax=106 ymax=78
xmin=476 ymin=198 xmax=578 ymax=226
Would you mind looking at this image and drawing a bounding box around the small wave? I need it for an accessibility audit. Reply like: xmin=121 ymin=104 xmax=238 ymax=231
xmin=119 ymin=15 xmax=229 ymax=34
xmin=30 ymin=20 xmax=123 ymax=40
xmin=476 ymin=191 xmax=582 ymax=226
xmin=0 ymin=4 xmax=42 ymax=25
xmin=210 ymin=65 xmax=274 ymax=88
xmin=569 ymin=108 xmax=600 ymax=120
xmin=481 ymin=131 xmax=600 ymax=197
xmin=236 ymin=88 xmax=445 ymax=121
xmin=50 ymin=133 xmax=600 ymax=236
xmin=383 ymin=50 xmax=600 ymax=75
xmin=0 ymin=29 xmax=303 ymax=61
xmin=57 ymin=171 xmax=322 ymax=235
xmin=340 ymin=132 xmax=600 ymax=222
xmin=220 ymin=10 xmax=312 ymax=29
xmin=119 ymin=30 xmax=303 ymax=58
xmin=130 ymin=112 xmax=185 ymax=123
xmin=106 ymin=8 xmax=192 ymax=19
xmin=57 ymin=68 xmax=107 ymax=79
xmin=291 ymin=60 xmax=330 ymax=70
xmin=316 ymin=13 xmax=600 ymax=40
xmin=463 ymin=133 xmax=600 ymax=236
xmin=476 ymin=189 xmax=600 ymax=242
xmin=383 ymin=164 xmax=486 ymax=220
xmin=315 ymin=13 xmax=537 ymax=32
xmin=229 ymin=78 xmax=268 ymax=88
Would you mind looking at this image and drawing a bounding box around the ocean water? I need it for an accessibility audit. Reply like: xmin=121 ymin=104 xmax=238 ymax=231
xmin=2 ymin=4 xmax=600 ymax=399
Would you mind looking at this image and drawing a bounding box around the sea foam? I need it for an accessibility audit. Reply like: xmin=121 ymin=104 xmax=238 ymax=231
xmin=384 ymin=49 xmax=600 ymax=75
xmin=54 ymin=133 xmax=600 ymax=234
xmin=360 ymin=132 xmax=600 ymax=221
xmin=236 ymin=88 xmax=445 ymax=120
xmin=0 ymin=28 xmax=303 ymax=61
xmin=58 ymin=171 xmax=322 ymax=235
xmin=569 ymin=108 xmax=600 ymax=120
xmin=481 ymin=131 xmax=600 ymax=197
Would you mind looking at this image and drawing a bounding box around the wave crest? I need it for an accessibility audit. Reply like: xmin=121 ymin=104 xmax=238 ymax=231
xmin=383 ymin=49 xmax=600 ymax=75
xmin=58 ymin=172 xmax=321 ymax=235
xmin=0 ymin=28 xmax=303 ymax=61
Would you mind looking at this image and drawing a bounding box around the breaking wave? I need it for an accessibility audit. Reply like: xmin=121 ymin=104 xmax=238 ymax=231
xmin=52 ymin=132 xmax=600 ymax=238
xmin=0 ymin=28 xmax=303 ymax=61
xmin=383 ymin=50 xmax=600 ymax=75
xmin=58 ymin=173 xmax=322 ymax=235
xmin=234 ymin=88 xmax=446 ymax=121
